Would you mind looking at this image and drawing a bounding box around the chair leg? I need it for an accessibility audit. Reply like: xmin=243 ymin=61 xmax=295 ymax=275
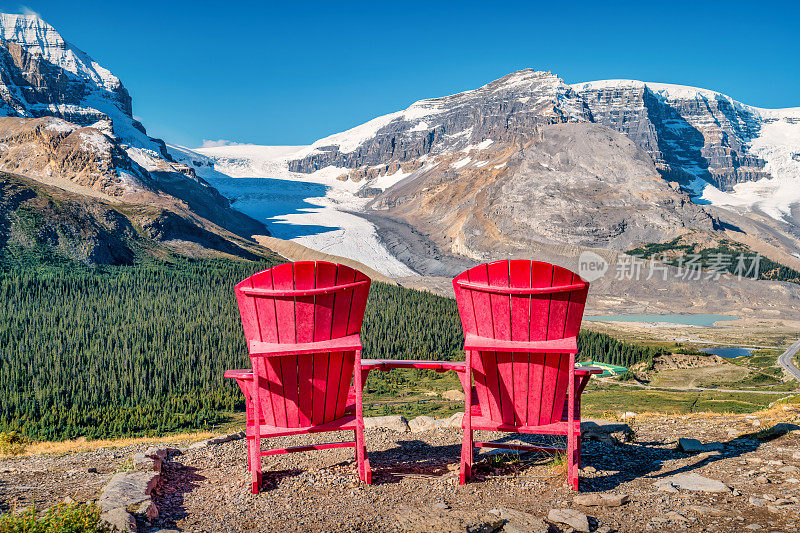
xmin=567 ymin=431 xmax=579 ymax=491
xmin=460 ymin=427 xmax=473 ymax=484
xmin=355 ymin=427 xmax=372 ymax=484
xmin=249 ymin=435 xmax=261 ymax=494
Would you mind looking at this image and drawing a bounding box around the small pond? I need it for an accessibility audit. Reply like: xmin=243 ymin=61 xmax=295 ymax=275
xmin=701 ymin=346 xmax=756 ymax=358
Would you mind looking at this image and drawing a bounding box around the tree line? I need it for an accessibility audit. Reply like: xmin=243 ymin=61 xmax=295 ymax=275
xmin=0 ymin=257 xmax=658 ymax=440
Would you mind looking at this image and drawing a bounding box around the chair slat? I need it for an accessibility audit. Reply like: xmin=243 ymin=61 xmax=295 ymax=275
xmin=528 ymin=262 xmax=553 ymax=425
xmin=468 ymin=264 xmax=501 ymax=421
xmin=294 ymin=262 xmax=316 ymax=426
xmin=312 ymin=262 xmax=338 ymax=425
xmin=488 ymin=261 xmax=514 ymax=425
xmin=509 ymin=260 xmax=532 ymax=425
xmin=332 ymin=266 xmax=356 ymax=419
xmin=548 ymin=268 xmax=574 ymax=423
xmin=272 ymin=264 xmax=300 ymax=427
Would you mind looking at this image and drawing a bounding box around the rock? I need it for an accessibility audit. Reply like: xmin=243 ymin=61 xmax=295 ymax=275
xmin=363 ymin=415 xmax=410 ymax=432
xmin=87 ymin=467 xmax=99 ymax=474
xmin=207 ymin=432 xmax=244 ymax=445
xmin=488 ymin=508 xmax=548 ymax=533
xmin=749 ymin=496 xmax=766 ymax=507
xmin=464 ymin=514 xmax=504 ymax=533
xmin=620 ymin=411 xmax=637 ymax=420
xmin=666 ymin=511 xmax=690 ymax=523
xmin=779 ymin=465 xmax=799 ymax=474
xmin=745 ymin=525 xmax=762 ymax=530
xmin=793 ymin=451 xmax=800 ymax=460
xmin=132 ymin=453 xmax=159 ymax=472
xmin=653 ymin=473 xmax=730 ymax=493
xmin=442 ymin=389 xmax=465 ymax=401
xmin=409 ymin=416 xmax=437 ymax=433
xmin=573 ymin=493 xmax=629 ymax=507
xmin=677 ymin=438 xmax=723 ymax=453
xmin=137 ymin=500 xmax=158 ymax=520
xmin=99 ymin=471 xmax=160 ymax=512
xmin=100 ymin=507 xmax=137 ymax=533
xmin=444 ymin=412 xmax=464 ymax=428
xmin=581 ymin=419 xmax=634 ymax=445
xmin=143 ymin=447 xmax=168 ymax=460
xmin=547 ymin=509 xmax=590 ymax=532
xmin=433 ymin=502 xmax=450 ymax=510
xmin=188 ymin=440 xmax=209 ymax=450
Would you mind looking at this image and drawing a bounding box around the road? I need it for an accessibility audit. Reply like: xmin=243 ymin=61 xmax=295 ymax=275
xmin=777 ymin=339 xmax=800 ymax=382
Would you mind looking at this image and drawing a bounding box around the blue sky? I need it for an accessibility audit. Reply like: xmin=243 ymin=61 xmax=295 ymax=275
xmin=5 ymin=1 xmax=797 ymax=148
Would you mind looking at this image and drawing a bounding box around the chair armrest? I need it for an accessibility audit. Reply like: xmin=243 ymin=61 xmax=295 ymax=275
xmin=360 ymin=359 xmax=386 ymax=371
xmin=464 ymin=333 xmax=577 ymax=354
xmin=224 ymin=369 xmax=253 ymax=380
xmin=369 ymin=359 xmax=467 ymax=372
xmin=575 ymin=366 xmax=603 ymax=376
xmin=249 ymin=334 xmax=361 ymax=357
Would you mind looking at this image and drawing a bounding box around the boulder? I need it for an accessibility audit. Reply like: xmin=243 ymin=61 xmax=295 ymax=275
xmin=547 ymin=509 xmax=590 ymax=532
xmin=678 ymin=438 xmax=724 ymax=453
xmin=99 ymin=471 xmax=160 ymax=512
xmin=581 ymin=419 xmax=634 ymax=445
xmin=100 ymin=507 xmax=137 ymax=533
xmin=132 ymin=453 xmax=159 ymax=472
xmin=573 ymin=493 xmax=629 ymax=507
xmin=488 ymin=507 xmax=548 ymax=533
xmin=653 ymin=473 xmax=730 ymax=493
xmin=444 ymin=412 xmax=464 ymax=428
xmin=409 ymin=416 xmax=437 ymax=433
xmin=363 ymin=415 xmax=410 ymax=432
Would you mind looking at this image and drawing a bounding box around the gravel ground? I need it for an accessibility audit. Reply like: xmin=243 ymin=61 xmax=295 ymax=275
xmin=2 ymin=411 xmax=800 ymax=532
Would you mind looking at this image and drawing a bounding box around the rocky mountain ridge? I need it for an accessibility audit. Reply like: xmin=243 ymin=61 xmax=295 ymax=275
xmin=0 ymin=12 xmax=270 ymax=262
xmin=274 ymin=69 xmax=800 ymax=259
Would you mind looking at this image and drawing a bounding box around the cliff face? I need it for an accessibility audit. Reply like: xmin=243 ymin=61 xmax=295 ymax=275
xmin=288 ymin=70 xmax=591 ymax=173
xmin=573 ymin=80 xmax=768 ymax=191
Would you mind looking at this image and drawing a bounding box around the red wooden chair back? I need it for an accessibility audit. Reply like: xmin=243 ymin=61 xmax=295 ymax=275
xmin=235 ymin=261 xmax=371 ymax=429
xmin=453 ymin=260 xmax=588 ymax=427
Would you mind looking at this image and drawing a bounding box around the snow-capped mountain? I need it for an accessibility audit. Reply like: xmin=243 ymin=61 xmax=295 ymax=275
xmin=0 ymin=13 xmax=167 ymax=157
xmin=0 ymin=12 xmax=269 ymax=260
xmin=179 ymin=69 xmax=800 ymax=266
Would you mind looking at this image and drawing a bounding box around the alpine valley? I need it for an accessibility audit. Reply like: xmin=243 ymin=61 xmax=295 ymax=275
xmin=2 ymin=12 xmax=800 ymax=318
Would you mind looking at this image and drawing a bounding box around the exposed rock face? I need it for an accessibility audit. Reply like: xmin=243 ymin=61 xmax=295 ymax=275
xmin=288 ymin=70 xmax=590 ymax=173
xmin=0 ymin=116 xmax=152 ymax=198
xmin=573 ymin=80 xmax=767 ymax=190
xmin=376 ymin=123 xmax=714 ymax=253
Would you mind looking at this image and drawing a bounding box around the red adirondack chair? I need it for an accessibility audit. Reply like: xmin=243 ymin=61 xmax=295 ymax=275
xmin=452 ymin=260 xmax=601 ymax=490
xmin=224 ymin=261 xmax=377 ymax=494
